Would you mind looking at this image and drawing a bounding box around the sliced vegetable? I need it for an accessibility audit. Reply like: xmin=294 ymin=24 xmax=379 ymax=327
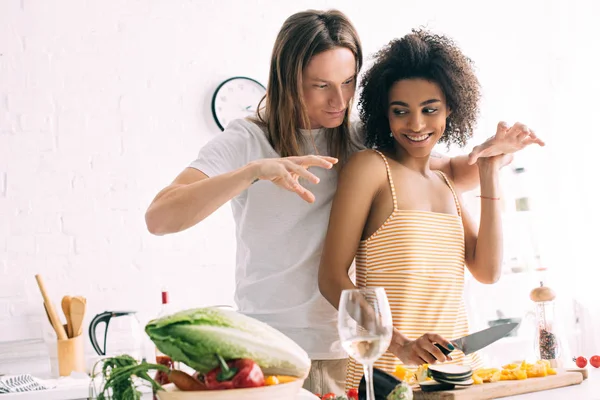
xmin=145 ymin=307 xmax=310 ymax=377
xmin=473 ymin=360 xmax=557 ymax=384
xmin=415 ymin=364 xmax=429 ymax=383
xmin=264 ymin=375 xmax=279 ymax=386
xmin=264 ymin=374 xmax=297 ymax=385
xmin=271 ymin=375 xmax=297 ymax=384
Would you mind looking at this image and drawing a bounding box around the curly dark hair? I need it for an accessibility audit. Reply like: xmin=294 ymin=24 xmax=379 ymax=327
xmin=359 ymin=28 xmax=480 ymax=151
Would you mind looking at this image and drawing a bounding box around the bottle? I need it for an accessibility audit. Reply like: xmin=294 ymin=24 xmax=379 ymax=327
xmin=530 ymin=282 xmax=561 ymax=367
xmin=154 ymin=290 xmax=179 ymax=385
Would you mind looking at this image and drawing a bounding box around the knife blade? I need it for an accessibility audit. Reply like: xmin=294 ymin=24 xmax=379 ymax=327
xmin=436 ymin=322 xmax=519 ymax=356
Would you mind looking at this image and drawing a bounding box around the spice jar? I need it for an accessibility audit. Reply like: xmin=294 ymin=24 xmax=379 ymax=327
xmin=530 ymin=281 xmax=560 ymax=367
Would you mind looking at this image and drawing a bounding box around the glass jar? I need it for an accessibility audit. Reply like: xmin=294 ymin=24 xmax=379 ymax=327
xmin=530 ymin=282 xmax=560 ymax=367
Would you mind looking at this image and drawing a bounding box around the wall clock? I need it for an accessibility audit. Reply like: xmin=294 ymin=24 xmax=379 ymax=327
xmin=211 ymin=76 xmax=267 ymax=131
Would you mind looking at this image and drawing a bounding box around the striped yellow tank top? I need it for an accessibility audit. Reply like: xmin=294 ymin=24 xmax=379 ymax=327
xmin=346 ymin=151 xmax=482 ymax=390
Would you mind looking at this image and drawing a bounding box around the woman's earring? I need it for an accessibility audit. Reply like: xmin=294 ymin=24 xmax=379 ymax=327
xmin=389 ymin=132 xmax=393 ymax=138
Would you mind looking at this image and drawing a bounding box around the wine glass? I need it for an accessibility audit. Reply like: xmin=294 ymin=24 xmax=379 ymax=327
xmin=338 ymin=287 xmax=393 ymax=400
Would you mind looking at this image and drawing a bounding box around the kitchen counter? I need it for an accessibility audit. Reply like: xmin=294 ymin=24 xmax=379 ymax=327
xmin=0 ymin=376 xmax=318 ymax=400
xmin=1 ymin=370 xmax=595 ymax=399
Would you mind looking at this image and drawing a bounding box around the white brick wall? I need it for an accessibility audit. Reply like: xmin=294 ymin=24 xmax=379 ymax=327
xmin=1 ymin=0 xmax=599 ymax=376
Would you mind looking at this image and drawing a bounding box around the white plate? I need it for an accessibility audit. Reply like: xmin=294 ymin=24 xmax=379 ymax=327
xmin=418 ymin=380 xmax=456 ymax=392
xmin=156 ymin=377 xmax=306 ymax=400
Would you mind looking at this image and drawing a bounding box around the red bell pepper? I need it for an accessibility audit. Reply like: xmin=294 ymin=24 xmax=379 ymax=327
xmin=204 ymin=354 xmax=264 ymax=390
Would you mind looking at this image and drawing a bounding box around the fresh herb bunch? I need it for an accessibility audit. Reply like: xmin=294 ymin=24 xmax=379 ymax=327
xmin=90 ymin=355 xmax=168 ymax=400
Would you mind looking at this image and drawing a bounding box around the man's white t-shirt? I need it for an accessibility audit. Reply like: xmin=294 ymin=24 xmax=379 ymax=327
xmin=190 ymin=118 xmax=361 ymax=360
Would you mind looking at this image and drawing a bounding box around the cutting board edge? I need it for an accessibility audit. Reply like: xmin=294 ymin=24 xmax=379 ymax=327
xmin=565 ymin=367 xmax=588 ymax=380
xmin=487 ymin=372 xmax=584 ymax=400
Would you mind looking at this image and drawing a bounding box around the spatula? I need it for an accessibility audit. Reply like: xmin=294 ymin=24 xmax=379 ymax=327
xmin=70 ymin=296 xmax=87 ymax=337
xmin=61 ymin=296 xmax=73 ymax=338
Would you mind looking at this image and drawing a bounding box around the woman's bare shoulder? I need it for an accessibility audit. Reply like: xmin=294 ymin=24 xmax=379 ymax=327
xmin=345 ymin=148 xmax=386 ymax=167
xmin=339 ymin=149 xmax=388 ymax=186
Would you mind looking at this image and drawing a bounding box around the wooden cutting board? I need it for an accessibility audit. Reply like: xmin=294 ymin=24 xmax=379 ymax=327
xmin=414 ymin=371 xmax=583 ymax=399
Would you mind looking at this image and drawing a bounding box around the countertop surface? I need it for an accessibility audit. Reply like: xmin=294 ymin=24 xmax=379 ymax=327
xmin=0 ymin=369 xmax=597 ymax=399
xmin=0 ymin=377 xmax=319 ymax=399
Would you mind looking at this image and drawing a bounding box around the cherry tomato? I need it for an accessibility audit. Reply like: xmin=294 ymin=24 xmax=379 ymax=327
xmin=347 ymin=387 xmax=359 ymax=400
xmin=573 ymin=356 xmax=587 ymax=368
xmin=590 ymin=355 xmax=600 ymax=368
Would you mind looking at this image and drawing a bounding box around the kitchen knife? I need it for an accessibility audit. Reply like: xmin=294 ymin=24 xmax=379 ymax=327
xmin=436 ymin=322 xmax=519 ymax=356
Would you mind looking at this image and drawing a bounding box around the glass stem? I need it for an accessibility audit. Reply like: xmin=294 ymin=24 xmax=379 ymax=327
xmin=364 ymin=363 xmax=375 ymax=400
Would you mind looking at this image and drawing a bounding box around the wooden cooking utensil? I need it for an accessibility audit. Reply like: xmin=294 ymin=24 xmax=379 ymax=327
xmin=42 ymin=302 xmax=52 ymax=326
xmin=61 ymin=295 xmax=73 ymax=338
xmin=70 ymin=296 xmax=87 ymax=337
xmin=34 ymin=274 xmax=67 ymax=340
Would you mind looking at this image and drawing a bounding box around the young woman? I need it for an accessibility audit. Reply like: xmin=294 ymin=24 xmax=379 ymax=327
xmin=318 ymin=29 xmax=543 ymax=390
xmin=145 ymin=10 xmax=543 ymax=395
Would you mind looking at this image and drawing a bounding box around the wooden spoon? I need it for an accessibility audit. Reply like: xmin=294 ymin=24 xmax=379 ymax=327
xmin=61 ymin=296 xmax=73 ymax=338
xmin=70 ymin=296 xmax=87 ymax=337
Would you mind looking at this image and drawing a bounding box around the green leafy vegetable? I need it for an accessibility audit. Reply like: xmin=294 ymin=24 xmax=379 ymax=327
xmin=145 ymin=307 xmax=310 ymax=377
xmin=89 ymin=355 xmax=167 ymax=400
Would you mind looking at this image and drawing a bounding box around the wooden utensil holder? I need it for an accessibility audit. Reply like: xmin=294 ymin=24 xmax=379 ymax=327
xmin=57 ymin=334 xmax=85 ymax=376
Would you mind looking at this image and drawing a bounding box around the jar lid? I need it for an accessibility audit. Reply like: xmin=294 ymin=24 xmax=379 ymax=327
xmin=530 ymin=281 xmax=556 ymax=302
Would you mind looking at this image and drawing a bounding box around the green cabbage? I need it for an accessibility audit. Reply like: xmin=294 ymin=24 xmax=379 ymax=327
xmin=145 ymin=307 xmax=311 ymax=377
